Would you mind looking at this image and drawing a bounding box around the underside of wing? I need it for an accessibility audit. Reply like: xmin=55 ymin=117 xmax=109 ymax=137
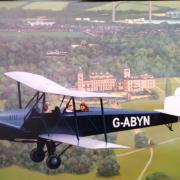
xmin=39 ymin=134 xmax=129 ymax=149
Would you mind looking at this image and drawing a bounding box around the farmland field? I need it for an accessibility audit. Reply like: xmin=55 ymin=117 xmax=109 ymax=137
xmin=23 ymin=2 xmax=69 ymax=11
xmin=87 ymin=1 xmax=180 ymax=12
xmin=0 ymin=2 xmax=28 ymax=9
xmin=0 ymin=1 xmax=69 ymax=11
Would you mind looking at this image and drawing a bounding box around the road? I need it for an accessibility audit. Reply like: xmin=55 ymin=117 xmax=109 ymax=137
xmin=116 ymin=137 xmax=180 ymax=180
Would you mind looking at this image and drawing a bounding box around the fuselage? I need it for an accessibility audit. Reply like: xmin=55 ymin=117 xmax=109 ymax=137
xmin=0 ymin=107 xmax=178 ymax=141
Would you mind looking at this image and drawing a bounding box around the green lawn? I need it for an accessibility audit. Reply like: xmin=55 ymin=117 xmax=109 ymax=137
xmin=23 ymin=1 xmax=69 ymax=11
xmin=121 ymin=98 xmax=163 ymax=111
xmin=155 ymin=77 xmax=180 ymax=96
xmin=87 ymin=1 xmax=180 ymax=12
xmin=0 ymin=2 xmax=28 ymax=9
xmin=144 ymin=141 xmax=180 ymax=180
xmin=152 ymin=1 xmax=180 ymax=10
xmin=117 ymin=148 xmax=150 ymax=180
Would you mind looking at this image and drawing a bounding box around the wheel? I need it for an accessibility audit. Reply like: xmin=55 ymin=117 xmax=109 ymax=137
xmin=46 ymin=154 xmax=61 ymax=169
xmin=30 ymin=148 xmax=45 ymax=162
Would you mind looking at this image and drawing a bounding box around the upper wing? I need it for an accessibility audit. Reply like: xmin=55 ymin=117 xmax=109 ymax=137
xmin=5 ymin=71 xmax=117 ymax=98
xmin=39 ymin=134 xmax=129 ymax=149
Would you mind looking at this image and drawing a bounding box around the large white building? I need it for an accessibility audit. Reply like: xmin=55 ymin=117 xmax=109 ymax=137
xmin=76 ymin=67 xmax=155 ymax=93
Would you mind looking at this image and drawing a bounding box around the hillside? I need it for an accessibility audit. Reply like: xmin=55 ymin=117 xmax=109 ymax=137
xmin=0 ymin=1 xmax=180 ymax=179
xmin=0 ymin=1 xmax=180 ymax=21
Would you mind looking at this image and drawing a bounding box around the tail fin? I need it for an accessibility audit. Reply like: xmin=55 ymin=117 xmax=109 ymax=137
xmin=156 ymin=88 xmax=180 ymax=116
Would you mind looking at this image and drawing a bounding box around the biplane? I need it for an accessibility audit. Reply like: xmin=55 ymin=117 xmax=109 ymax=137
xmin=0 ymin=71 xmax=179 ymax=169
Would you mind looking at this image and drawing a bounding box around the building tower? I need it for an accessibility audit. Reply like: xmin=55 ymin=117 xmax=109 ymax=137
xmin=77 ymin=67 xmax=84 ymax=91
xmin=123 ymin=68 xmax=131 ymax=79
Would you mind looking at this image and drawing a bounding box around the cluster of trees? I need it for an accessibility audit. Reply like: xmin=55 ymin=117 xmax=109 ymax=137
xmin=0 ymin=134 xmax=120 ymax=176
xmin=0 ymin=25 xmax=179 ymax=107
xmin=97 ymin=150 xmax=120 ymax=177
xmin=134 ymin=132 xmax=149 ymax=148
xmin=134 ymin=132 xmax=155 ymax=148
xmin=146 ymin=172 xmax=172 ymax=180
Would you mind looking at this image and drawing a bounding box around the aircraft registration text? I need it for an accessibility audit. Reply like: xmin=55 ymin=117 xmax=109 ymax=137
xmin=112 ymin=116 xmax=150 ymax=128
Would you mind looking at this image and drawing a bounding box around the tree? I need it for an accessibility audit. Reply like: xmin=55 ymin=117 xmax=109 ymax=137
xmin=97 ymin=155 xmax=120 ymax=177
xmin=165 ymin=78 xmax=172 ymax=97
xmin=0 ymin=143 xmax=14 ymax=168
xmin=62 ymin=147 xmax=94 ymax=174
xmin=146 ymin=172 xmax=172 ymax=180
xmin=134 ymin=132 xmax=149 ymax=148
xmin=150 ymin=89 xmax=160 ymax=100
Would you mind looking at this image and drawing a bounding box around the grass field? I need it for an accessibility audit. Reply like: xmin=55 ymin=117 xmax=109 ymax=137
xmin=0 ymin=1 xmax=69 ymax=11
xmin=144 ymin=141 xmax=180 ymax=180
xmin=87 ymin=1 xmax=180 ymax=12
xmin=23 ymin=2 xmax=69 ymax=11
xmin=0 ymin=2 xmax=28 ymax=9
xmin=0 ymin=1 xmax=179 ymax=12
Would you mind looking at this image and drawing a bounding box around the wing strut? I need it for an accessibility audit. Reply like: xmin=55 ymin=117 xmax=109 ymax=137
xmin=72 ymin=97 xmax=80 ymax=141
xmin=100 ymin=98 xmax=108 ymax=144
xmin=25 ymin=91 xmax=39 ymax=108
xmin=59 ymin=95 xmax=65 ymax=108
xmin=42 ymin=93 xmax=50 ymax=136
xmin=17 ymin=82 xmax=22 ymax=109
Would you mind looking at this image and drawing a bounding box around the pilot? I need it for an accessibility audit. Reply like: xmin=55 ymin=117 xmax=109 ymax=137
xmin=79 ymin=102 xmax=89 ymax=112
xmin=52 ymin=106 xmax=61 ymax=117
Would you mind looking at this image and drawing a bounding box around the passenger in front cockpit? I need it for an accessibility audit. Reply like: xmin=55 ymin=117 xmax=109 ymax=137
xmin=65 ymin=104 xmax=73 ymax=112
xmin=78 ymin=102 xmax=89 ymax=112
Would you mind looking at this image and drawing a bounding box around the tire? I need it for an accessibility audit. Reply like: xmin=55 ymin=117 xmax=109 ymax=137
xmin=46 ymin=154 xmax=61 ymax=169
xmin=30 ymin=148 xmax=45 ymax=163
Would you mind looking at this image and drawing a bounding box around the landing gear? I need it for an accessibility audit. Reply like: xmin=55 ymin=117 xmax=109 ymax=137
xmin=46 ymin=154 xmax=61 ymax=169
xmin=45 ymin=141 xmax=61 ymax=169
xmin=30 ymin=140 xmax=71 ymax=169
xmin=30 ymin=139 xmax=45 ymax=162
xmin=45 ymin=142 xmax=71 ymax=169
xmin=30 ymin=148 xmax=45 ymax=162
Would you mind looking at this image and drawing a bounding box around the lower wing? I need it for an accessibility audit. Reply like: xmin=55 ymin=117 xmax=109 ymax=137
xmin=39 ymin=133 xmax=129 ymax=149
